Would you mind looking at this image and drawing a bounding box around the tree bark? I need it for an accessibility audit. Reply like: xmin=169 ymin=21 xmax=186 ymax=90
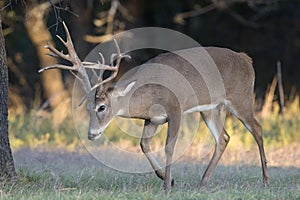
xmin=0 ymin=19 xmax=17 ymax=180
xmin=25 ymin=3 xmax=68 ymax=109
xmin=25 ymin=3 xmax=70 ymax=126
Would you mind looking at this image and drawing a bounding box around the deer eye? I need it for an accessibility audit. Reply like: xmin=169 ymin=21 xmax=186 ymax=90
xmin=97 ymin=105 xmax=106 ymax=112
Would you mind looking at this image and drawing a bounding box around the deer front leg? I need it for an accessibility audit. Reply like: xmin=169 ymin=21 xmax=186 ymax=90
xmin=164 ymin=112 xmax=181 ymax=192
xmin=140 ymin=120 xmax=165 ymax=180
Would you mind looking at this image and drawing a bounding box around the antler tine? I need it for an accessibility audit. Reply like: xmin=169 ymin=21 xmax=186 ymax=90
xmin=113 ymin=39 xmax=132 ymax=59
xmin=90 ymin=73 xmax=117 ymax=91
xmin=44 ymin=42 xmax=69 ymax=61
xmin=112 ymin=39 xmax=131 ymax=64
xmin=89 ymin=39 xmax=130 ymax=91
xmin=39 ymin=21 xmax=94 ymax=107
xmin=39 ymin=21 xmax=82 ymax=74
xmin=61 ymin=21 xmax=82 ymax=69
xmin=82 ymin=39 xmax=130 ymax=73
xmin=99 ymin=52 xmax=105 ymax=64
xmin=61 ymin=21 xmax=71 ymax=44
xmin=113 ymin=39 xmax=121 ymax=57
xmin=38 ymin=63 xmax=78 ymax=73
xmin=110 ymin=53 xmax=117 ymax=66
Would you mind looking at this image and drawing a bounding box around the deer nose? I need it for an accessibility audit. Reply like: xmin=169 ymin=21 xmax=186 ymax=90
xmin=88 ymin=129 xmax=102 ymax=141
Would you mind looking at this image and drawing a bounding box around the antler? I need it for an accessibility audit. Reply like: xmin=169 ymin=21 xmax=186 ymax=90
xmin=39 ymin=22 xmax=130 ymax=105
xmin=39 ymin=21 xmax=82 ymax=73
xmin=89 ymin=39 xmax=131 ymax=91
xmin=39 ymin=21 xmax=92 ymax=95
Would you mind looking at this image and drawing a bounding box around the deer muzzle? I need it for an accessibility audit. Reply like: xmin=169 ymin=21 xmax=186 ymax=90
xmin=88 ymin=129 xmax=102 ymax=141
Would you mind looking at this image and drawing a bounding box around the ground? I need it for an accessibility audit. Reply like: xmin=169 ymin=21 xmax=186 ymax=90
xmin=3 ymin=144 xmax=299 ymax=200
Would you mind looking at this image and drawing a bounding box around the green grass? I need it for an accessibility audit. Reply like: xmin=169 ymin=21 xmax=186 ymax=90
xmin=1 ymin=162 xmax=299 ymax=200
xmin=4 ymin=96 xmax=299 ymax=199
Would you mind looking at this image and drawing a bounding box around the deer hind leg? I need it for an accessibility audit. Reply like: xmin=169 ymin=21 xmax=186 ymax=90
xmin=140 ymin=120 xmax=165 ymax=181
xmin=164 ymin=111 xmax=181 ymax=192
xmin=225 ymin=99 xmax=269 ymax=186
xmin=200 ymin=105 xmax=230 ymax=187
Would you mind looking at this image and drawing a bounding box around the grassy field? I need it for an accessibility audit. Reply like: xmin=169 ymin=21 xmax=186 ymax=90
xmin=1 ymin=96 xmax=299 ymax=199
xmin=0 ymin=148 xmax=299 ymax=200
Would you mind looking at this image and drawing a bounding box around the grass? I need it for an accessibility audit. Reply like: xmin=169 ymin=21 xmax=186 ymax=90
xmin=0 ymin=158 xmax=299 ymax=200
xmin=3 ymin=96 xmax=300 ymax=199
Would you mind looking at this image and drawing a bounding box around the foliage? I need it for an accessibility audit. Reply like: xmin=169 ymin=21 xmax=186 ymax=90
xmin=9 ymin=111 xmax=80 ymax=151
xmin=8 ymin=96 xmax=300 ymax=151
xmin=225 ymin=95 xmax=300 ymax=149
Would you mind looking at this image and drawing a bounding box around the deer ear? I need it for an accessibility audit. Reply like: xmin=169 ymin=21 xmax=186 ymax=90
xmin=112 ymin=81 xmax=136 ymax=97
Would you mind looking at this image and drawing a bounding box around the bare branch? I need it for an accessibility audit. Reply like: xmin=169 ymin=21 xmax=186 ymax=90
xmin=174 ymin=0 xmax=278 ymax=27
xmin=174 ymin=3 xmax=217 ymax=25
xmin=117 ymin=2 xmax=135 ymax=23
xmin=0 ymin=1 xmax=12 ymax=11
xmin=85 ymin=0 xmax=133 ymax=44
xmin=226 ymin=8 xmax=259 ymax=28
xmin=84 ymin=34 xmax=113 ymax=44
xmin=106 ymin=0 xmax=119 ymax=35
xmin=47 ymin=0 xmax=79 ymax=31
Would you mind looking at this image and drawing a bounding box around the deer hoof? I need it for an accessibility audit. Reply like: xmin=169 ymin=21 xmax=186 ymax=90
xmin=263 ymin=177 xmax=270 ymax=187
xmin=199 ymin=180 xmax=208 ymax=189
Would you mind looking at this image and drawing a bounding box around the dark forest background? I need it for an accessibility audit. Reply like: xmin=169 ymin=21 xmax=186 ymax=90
xmin=1 ymin=0 xmax=299 ymax=113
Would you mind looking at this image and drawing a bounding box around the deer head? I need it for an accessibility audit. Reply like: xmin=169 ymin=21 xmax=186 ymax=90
xmin=39 ymin=22 xmax=134 ymax=140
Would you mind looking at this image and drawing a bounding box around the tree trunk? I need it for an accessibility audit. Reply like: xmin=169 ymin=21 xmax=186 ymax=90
xmin=25 ymin=4 xmax=67 ymax=107
xmin=0 ymin=19 xmax=17 ymax=180
xmin=25 ymin=3 xmax=70 ymax=126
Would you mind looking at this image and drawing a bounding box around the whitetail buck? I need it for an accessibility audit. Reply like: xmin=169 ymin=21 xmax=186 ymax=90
xmin=39 ymin=22 xmax=269 ymax=191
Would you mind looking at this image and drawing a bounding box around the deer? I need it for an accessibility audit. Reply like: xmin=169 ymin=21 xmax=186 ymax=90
xmin=39 ymin=22 xmax=269 ymax=192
